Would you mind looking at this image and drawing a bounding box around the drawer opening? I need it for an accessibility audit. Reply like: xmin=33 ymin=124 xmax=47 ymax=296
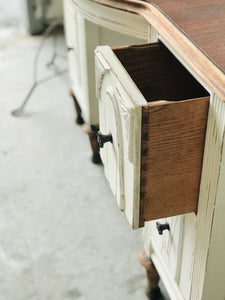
xmin=113 ymin=42 xmax=209 ymax=102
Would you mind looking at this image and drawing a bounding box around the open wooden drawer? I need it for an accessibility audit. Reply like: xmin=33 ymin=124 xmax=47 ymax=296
xmin=95 ymin=42 xmax=209 ymax=229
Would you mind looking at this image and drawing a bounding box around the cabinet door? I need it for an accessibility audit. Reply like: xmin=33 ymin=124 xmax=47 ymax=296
xmin=95 ymin=51 xmax=144 ymax=225
xmin=150 ymin=216 xmax=184 ymax=279
xmin=97 ymin=71 xmax=125 ymax=210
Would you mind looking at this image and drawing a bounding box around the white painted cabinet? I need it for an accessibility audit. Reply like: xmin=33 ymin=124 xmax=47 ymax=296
xmin=94 ymin=41 xmax=210 ymax=299
xmin=149 ymin=216 xmax=184 ymax=280
xmin=95 ymin=30 xmax=225 ymax=300
xmin=63 ymin=0 xmax=147 ymax=125
xmin=95 ymin=48 xmax=145 ymax=226
xmin=64 ymin=1 xmax=225 ymax=299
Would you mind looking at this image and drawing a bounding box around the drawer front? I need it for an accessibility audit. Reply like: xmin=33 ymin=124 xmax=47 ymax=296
xmin=99 ymin=82 xmax=123 ymax=207
xmin=149 ymin=216 xmax=184 ymax=279
xmin=144 ymin=214 xmax=197 ymax=299
xmin=95 ymin=43 xmax=209 ymax=229
xmin=95 ymin=51 xmax=145 ymax=228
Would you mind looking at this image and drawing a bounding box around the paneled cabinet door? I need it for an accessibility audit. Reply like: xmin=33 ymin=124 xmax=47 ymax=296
xmin=149 ymin=216 xmax=184 ymax=279
xmin=97 ymin=65 xmax=125 ymax=211
xmin=95 ymin=52 xmax=143 ymax=227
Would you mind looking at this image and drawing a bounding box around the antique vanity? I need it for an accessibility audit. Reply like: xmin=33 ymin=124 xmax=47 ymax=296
xmin=64 ymin=1 xmax=225 ymax=299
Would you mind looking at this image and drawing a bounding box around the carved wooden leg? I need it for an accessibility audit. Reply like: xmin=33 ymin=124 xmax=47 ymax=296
xmin=68 ymin=90 xmax=84 ymax=125
xmin=83 ymin=124 xmax=101 ymax=164
xmin=139 ymin=249 xmax=164 ymax=300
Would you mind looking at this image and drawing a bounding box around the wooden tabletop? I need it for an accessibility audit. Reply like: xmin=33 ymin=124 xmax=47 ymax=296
xmin=151 ymin=0 xmax=225 ymax=72
xmin=93 ymin=0 xmax=225 ymax=100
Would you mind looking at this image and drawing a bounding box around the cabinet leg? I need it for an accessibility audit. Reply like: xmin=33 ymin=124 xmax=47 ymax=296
xmin=139 ymin=249 xmax=164 ymax=300
xmin=69 ymin=90 xmax=84 ymax=125
xmin=83 ymin=125 xmax=101 ymax=164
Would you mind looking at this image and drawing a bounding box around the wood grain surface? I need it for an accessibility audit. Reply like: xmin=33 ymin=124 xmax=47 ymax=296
xmin=139 ymin=96 xmax=209 ymax=226
xmin=152 ymin=0 xmax=225 ymax=72
xmin=113 ymin=41 xmax=210 ymax=225
xmin=93 ymin=0 xmax=225 ymax=100
xmin=114 ymin=42 xmax=209 ymax=102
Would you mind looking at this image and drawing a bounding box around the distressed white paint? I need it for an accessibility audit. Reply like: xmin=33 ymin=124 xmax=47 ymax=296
xmin=151 ymin=217 xmax=184 ymax=281
xmin=190 ymin=95 xmax=225 ymax=300
xmin=63 ymin=0 xmax=89 ymax=119
xmin=72 ymin=0 xmax=148 ymax=40
xmin=178 ymin=213 xmax=197 ymax=299
xmin=143 ymin=93 xmax=225 ymax=300
xmin=150 ymin=246 xmax=185 ymax=300
xmin=95 ymin=41 xmax=222 ymax=300
xmin=142 ymin=29 xmax=225 ymax=300
xmin=65 ymin=1 xmax=225 ymax=299
xmin=140 ymin=29 xmax=204 ymax=300
xmin=201 ymin=125 xmax=225 ymax=299
xmin=95 ymin=46 xmax=147 ymax=229
xmin=144 ymin=215 xmax=189 ymax=299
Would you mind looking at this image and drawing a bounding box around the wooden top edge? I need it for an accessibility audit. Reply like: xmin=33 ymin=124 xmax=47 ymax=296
xmin=92 ymin=0 xmax=225 ymax=101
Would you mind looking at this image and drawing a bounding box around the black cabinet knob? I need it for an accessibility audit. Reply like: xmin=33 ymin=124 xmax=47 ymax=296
xmin=156 ymin=222 xmax=170 ymax=235
xmin=97 ymin=132 xmax=113 ymax=148
xmin=67 ymin=47 xmax=74 ymax=51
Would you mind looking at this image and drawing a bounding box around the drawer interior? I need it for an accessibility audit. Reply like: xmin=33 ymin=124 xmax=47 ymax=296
xmin=113 ymin=42 xmax=209 ymax=102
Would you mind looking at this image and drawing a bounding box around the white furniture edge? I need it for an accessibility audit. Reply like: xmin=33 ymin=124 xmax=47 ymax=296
xmin=72 ymin=0 xmax=148 ymax=40
xmin=95 ymin=46 xmax=148 ymax=229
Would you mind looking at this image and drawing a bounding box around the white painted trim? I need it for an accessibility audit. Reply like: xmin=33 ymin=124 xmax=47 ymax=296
xmin=72 ymin=0 xmax=148 ymax=40
xmin=95 ymin=52 xmax=111 ymax=99
xmin=150 ymin=240 xmax=185 ymax=300
xmin=95 ymin=45 xmax=147 ymax=229
xmin=190 ymin=94 xmax=225 ymax=299
xmin=105 ymin=86 xmax=125 ymax=211
xmin=201 ymin=116 xmax=225 ymax=299
xmin=95 ymin=46 xmax=148 ymax=107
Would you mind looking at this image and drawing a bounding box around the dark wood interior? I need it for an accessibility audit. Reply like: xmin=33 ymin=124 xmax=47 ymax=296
xmin=113 ymin=42 xmax=209 ymax=102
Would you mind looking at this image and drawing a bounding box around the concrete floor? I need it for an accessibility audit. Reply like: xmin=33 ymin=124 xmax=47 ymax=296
xmin=0 ymin=3 xmax=170 ymax=300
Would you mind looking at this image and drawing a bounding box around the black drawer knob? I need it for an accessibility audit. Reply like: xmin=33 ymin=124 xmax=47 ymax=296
xmin=97 ymin=132 xmax=113 ymax=148
xmin=67 ymin=47 xmax=74 ymax=51
xmin=156 ymin=222 xmax=170 ymax=235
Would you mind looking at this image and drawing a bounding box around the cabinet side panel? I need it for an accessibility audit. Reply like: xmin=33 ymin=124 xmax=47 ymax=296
xmin=191 ymin=95 xmax=225 ymax=300
xmin=201 ymin=134 xmax=225 ymax=299
xmin=140 ymin=97 xmax=209 ymax=224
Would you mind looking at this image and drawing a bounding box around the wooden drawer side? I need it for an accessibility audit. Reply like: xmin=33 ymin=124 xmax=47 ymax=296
xmin=139 ymin=97 xmax=209 ymax=227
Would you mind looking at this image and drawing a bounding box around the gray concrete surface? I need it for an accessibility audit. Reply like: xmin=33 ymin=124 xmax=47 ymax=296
xmin=0 ymin=2 xmax=170 ymax=300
